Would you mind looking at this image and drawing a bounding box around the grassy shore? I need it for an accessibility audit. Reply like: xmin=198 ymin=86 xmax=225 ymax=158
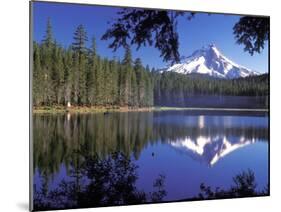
xmin=32 ymin=106 xmax=268 ymax=114
xmin=32 ymin=106 xmax=155 ymax=114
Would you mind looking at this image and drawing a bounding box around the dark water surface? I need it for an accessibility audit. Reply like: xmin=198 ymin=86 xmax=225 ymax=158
xmin=33 ymin=110 xmax=268 ymax=209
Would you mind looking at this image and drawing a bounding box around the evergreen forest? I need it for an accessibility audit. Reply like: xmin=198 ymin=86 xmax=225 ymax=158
xmin=33 ymin=19 xmax=269 ymax=108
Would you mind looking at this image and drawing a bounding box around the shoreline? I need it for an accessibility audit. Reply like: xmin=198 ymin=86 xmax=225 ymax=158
xmin=32 ymin=106 xmax=269 ymax=114
xmin=32 ymin=106 xmax=154 ymax=114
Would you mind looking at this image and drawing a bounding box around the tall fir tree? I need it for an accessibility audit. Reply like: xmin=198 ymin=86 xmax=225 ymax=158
xmin=130 ymin=69 xmax=138 ymax=107
xmin=120 ymin=46 xmax=133 ymax=106
xmin=63 ymin=47 xmax=73 ymax=105
xmin=33 ymin=41 xmax=43 ymax=106
xmin=42 ymin=17 xmax=54 ymax=49
xmin=95 ymin=56 xmax=104 ymax=105
xmin=134 ymin=58 xmax=146 ymax=107
xmin=145 ymin=74 xmax=154 ymax=106
xmin=103 ymin=58 xmax=112 ymax=105
xmin=72 ymin=24 xmax=88 ymax=105
xmin=41 ymin=18 xmax=55 ymax=105
xmin=86 ymin=37 xmax=97 ymax=105
xmin=109 ymin=59 xmax=119 ymax=105
xmin=51 ymin=43 xmax=64 ymax=104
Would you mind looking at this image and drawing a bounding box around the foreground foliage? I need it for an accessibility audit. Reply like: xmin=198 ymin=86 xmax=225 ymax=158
xmin=34 ymin=150 xmax=268 ymax=210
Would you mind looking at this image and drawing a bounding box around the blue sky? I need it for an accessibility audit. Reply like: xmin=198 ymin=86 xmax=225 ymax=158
xmin=33 ymin=1 xmax=268 ymax=73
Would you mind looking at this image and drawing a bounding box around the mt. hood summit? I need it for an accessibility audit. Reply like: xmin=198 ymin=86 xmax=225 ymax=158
xmin=164 ymin=44 xmax=259 ymax=79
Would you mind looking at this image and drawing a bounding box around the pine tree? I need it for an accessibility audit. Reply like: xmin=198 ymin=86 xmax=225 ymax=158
xmin=51 ymin=43 xmax=64 ymax=104
xmin=103 ymin=58 xmax=112 ymax=105
xmin=134 ymin=58 xmax=145 ymax=107
xmin=143 ymin=71 xmax=151 ymax=106
xmin=33 ymin=41 xmax=43 ymax=106
xmin=145 ymin=65 xmax=154 ymax=106
xmin=72 ymin=53 xmax=79 ymax=104
xmin=131 ymin=69 xmax=138 ymax=107
xmin=42 ymin=17 xmax=54 ymax=49
xmin=63 ymin=47 xmax=73 ymax=105
xmin=95 ymin=56 xmax=104 ymax=105
xmin=72 ymin=25 xmax=88 ymax=54
xmin=109 ymin=60 xmax=119 ymax=105
xmin=86 ymin=37 xmax=97 ymax=105
xmin=120 ymin=46 xmax=133 ymax=106
xmin=72 ymin=24 xmax=88 ymax=105
xmin=41 ymin=18 xmax=55 ymax=105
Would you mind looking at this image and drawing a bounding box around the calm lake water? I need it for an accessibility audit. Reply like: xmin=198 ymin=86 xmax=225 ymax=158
xmin=33 ymin=110 xmax=268 ymax=209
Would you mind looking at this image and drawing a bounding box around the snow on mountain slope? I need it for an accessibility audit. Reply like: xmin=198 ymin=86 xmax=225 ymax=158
xmin=164 ymin=44 xmax=259 ymax=79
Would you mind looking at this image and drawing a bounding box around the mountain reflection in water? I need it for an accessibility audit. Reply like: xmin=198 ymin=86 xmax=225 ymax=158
xmin=170 ymin=135 xmax=256 ymax=166
xmin=33 ymin=111 xmax=268 ymax=209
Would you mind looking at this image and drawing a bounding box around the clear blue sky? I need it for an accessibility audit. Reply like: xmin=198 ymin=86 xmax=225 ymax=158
xmin=32 ymin=1 xmax=268 ymax=73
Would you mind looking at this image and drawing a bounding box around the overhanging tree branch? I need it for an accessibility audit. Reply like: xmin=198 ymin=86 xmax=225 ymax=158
xmin=102 ymin=9 xmax=195 ymax=64
xmin=233 ymin=17 xmax=269 ymax=55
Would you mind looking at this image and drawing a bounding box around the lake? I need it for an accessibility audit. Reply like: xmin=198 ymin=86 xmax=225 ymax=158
xmin=32 ymin=110 xmax=269 ymax=210
xmin=155 ymin=95 xmax=268 ymax=108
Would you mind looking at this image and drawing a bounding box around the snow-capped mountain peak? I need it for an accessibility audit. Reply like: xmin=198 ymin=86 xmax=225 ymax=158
xmin=165 ymin=44 xmax=259 ymax=79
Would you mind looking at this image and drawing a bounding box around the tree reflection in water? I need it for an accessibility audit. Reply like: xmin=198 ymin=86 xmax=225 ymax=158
xmin=32 ymin=112 xmax=268 ymax=210
xmin=33 ymin=112 xmax=268 ymax=178
xmin=195 ymin=169 xmax=268 ymax=200
xmin=34 ymin=150 xmax=268 ymax=211
xmin=34 ymin=151 xmax=166 ymax=210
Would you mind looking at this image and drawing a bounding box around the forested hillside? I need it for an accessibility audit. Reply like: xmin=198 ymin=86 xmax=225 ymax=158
xmin=153 ymin=72 xmax=269 ymax=106
xmin=33 ymin=19 xmax=153 ymax=107
xmin=33 ymin=19 xmax=269 ymax=108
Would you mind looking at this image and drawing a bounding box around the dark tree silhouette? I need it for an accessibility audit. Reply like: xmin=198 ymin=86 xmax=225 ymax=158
xmin=150 ymin=174 xmax=167 ymax=202
xmin=233 ymin=17 xmax=269 ymax=55
xmin=102 ymin=9 xmax=269 ymax=63
xmin=33 ymin=152 xmax=166 ymax=210
xmin=196 ymin=169 xmax=268 ymax=199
